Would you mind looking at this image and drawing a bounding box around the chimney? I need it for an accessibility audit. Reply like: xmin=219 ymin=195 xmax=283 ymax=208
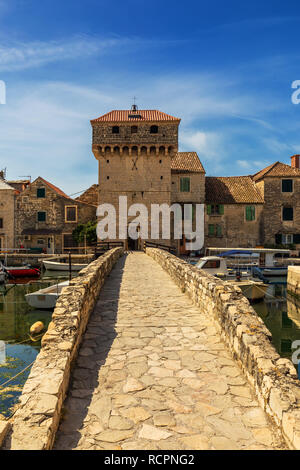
xmin=0 ymin=171 xmax=4 ymax=179
xmin=291 ymin=154 xmax=300 ymax=169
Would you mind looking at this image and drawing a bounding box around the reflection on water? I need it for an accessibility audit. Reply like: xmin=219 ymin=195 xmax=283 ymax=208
xmin=0 ymin=271 xmax=70 ymax=417
xmin=253 ymin=278 xmax=300 ymax=366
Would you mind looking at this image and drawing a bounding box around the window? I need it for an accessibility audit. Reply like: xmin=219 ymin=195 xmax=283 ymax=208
xmin=37 ymin=211 xmax=46 ymax=222
xmin=37 ymin=188 xmax=45 ymax=198
xmin=203 ymin=259 xmax=220 ymax=269
xmin=37 ymin=238 xmax=45 ymax=245
xmin=112 ymin=126 xmax=119 ymax=134
xmin=63 ymin=234 xmax=77 ymax=249
xmin=180 ymin=177 xmax=190 ymax=192
xmin=150 ymin=125 xmax=158 ymax=134
xmin=0 ymin=218 xmax=3 ymax=229
xmin=282 ymin=234 xmax=293 ymax=244
xmin=131 ymin=126 xmax=138 ymax=134
xmin=207 ymin=204 xmax=224 ymax=215
xmin=245 ymin=205 xmax=255 ymax=221
xmin=282 ymin=207 xmax=293 ymax=221
xmin=208 ymin=224 xmax=222 ymax=237
xmin=65 ymin=206 xmax=77 ymax=222
xmin=282 ymin=179 xmax=293 ymax=193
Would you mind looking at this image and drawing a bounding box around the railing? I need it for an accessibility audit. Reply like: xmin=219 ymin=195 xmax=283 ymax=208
xmin=92 ymin=241 xmax=124 ymax=257
xmin=143 ymin=241 xmax=177 ymax=255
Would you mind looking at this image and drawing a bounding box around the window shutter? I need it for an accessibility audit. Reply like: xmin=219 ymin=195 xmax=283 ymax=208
xmin=251 ymin=206 xmax=255 ymax=221
xmin=245 ymin=206 xmax=251 ymax=221
xmin=207 ymin=205 xmax=211 ymax=215
xmin=216 ymin=225 xmax=222 ymax=237
xmin=275 ymin=234 xmax=282 ymax=245
xmin=208 ymin=224 xmax=215 ymax=236
xmin=219 ymin=205 xmax=224 ymax=215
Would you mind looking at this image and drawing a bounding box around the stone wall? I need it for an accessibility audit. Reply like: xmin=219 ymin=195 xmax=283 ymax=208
xmin=146 ymin=248 xmax=300 ymax=449
xmin=2 ymin=247 xmax=123 ymax=450
xmin=15 ymin=177 xmax=96 ymax=252
xmin=205 ymin=203 xmax=264 ymax=248
xmin=261 ymin=177 xmax=300 ymax=247
xmin=287 ymin=266 xmax=300 ymax=299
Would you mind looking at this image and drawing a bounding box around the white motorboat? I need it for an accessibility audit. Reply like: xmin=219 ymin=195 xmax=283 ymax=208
xmin=195 ymin=256 xmax=251 ymax=280
xmin=43 ymin=260 xmax=88 ymax=271
xmin=25 ymin=281 xmax=69 ymax=309
xmin=195 ymin=256 xmax=268 ymax=301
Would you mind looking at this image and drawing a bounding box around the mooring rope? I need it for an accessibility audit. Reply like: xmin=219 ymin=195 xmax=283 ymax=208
xmin=0 ymin=360 xmax=35 ymax=389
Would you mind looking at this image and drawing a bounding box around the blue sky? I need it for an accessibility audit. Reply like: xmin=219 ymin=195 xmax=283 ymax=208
xmin=0 ymin=0 xmax=300 ymax=194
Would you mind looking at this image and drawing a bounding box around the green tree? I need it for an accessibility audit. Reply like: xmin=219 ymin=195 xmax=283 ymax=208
xmin=72 ymin=220 xmax=97 ymax=245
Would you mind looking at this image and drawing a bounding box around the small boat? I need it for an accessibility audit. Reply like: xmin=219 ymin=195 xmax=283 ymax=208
xmin=195 ymin=256 xmax=251 ymax=280
xmin=43 ymin=260 xmax=88 ymax=271
xmin=25 ymin=280 xmax=69 ymax=309
xmin=1 ymin=264 xmax=40 ymax=278
xmin=226 ymin=279 xmax=269 ymax=302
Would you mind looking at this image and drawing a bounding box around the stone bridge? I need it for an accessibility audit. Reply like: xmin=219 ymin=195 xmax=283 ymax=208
xmin=2 ymin=249 xmax=300 ymax=450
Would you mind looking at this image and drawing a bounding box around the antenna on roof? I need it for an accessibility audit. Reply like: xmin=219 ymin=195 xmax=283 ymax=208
xmin=131 ymin=96 xmax=138 ymax=112
xmin=19 ymin=175 xmax=31 ymax=182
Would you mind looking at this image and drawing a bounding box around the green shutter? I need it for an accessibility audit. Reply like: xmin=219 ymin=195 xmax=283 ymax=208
xmin=180 ymin=177 xmax=190 ymax=192
xmin=207 ymin=205 xmax=211 ymax=215
xmin=208 ymin=224 xmax=215 ymax=236
xmin=216 ymin=225 xmax=222 ymax=237
xmin=251 ymin=206 xmax=255 ymax=221
xmin=245 ymin=206 xmax=251 ymax=221
xmin=219 ymin=205 xmax=224 ymax=215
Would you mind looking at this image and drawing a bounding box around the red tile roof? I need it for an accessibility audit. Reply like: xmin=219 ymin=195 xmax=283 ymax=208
xmin=206 ymin=176 xmax=264 ymax=204
xmin=91 ymin=109 xmax=181 ymax=123
xmin=38 ymin=177 xmax=71 ymax=199
xmin=171 ymin=152 xmax=205 ymax=173
xmin=253 ymin=161 xmax=300 ymax=181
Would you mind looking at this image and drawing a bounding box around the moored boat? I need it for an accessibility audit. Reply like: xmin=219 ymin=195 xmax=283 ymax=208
xmin=25 ymin=280 xmax=69 ymax=309
xmin=43 ymin=260 xmax=88 ymax=271
xmin=2 ymin=265 xmax=40 ymax=278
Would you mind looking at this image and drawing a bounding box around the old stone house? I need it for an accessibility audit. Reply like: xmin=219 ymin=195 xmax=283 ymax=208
xmin=0 ymin=178 xmax=17 ymax=249
xmin=91 ymin=107 xmax=205 ymax=252
xmin=205 ymin=176 xmax=264 ymax=248
xmin=253 ymin=156 xmax=300 ymax=249
xmin=15 ymin=177 xmax=96 ymax=253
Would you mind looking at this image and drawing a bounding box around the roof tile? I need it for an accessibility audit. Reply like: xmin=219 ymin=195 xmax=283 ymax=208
xmin=253 ymin=161 xmax=300 ymax=181
xmin=91 ymin=109 xmax=180 ymax=123
xmin=171 ymin=152 xmax=205 ymax=173
xmin=206 ymin=176 xmax=264 ymax=204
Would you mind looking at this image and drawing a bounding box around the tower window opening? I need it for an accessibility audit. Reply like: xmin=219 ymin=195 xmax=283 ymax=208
xmin=112 ymin=126 xmax=119 ymax=134
xmin=150 ymin=125 xmax=158 ymax=134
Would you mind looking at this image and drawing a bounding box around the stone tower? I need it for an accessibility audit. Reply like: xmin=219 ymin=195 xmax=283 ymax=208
xmin=91 ymin=106 xmax=181 ymax=249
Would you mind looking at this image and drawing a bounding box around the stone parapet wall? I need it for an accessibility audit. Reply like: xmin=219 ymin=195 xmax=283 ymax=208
xmin=146 ymin=248 xmax=300 ymax=450
xmin=288 ymin=266 xmax=300 ymax=299
xmin=3 ymin=247 xmax=123 ymax=450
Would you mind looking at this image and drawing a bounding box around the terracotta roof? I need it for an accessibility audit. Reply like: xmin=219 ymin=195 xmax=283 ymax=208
xmin=205 ymin=176 xmax=264 ymax=204
xmin=91 ymin=109 xmax=180 ymax=123
xmin=37 ymin=177 xmax=71 ymax=199
xmin=253 ymin=161 xmax=300 ymax=181
xmin=171 ymin=152 xmax=205 ymax=173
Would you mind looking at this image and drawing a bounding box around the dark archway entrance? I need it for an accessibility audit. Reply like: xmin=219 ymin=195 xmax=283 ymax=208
xmin=127 ymin=237 xmax=139 ymax=251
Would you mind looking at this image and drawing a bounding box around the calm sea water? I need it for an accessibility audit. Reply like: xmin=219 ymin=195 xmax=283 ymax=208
xmin=0 ymin=271 xmax=69 ymax=417
xmin=253 ymin=279 xmax=300 ymax=366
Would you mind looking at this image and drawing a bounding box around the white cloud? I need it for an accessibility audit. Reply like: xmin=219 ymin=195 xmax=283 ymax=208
xmin=0 ymin=36 xmax=133 ymax=72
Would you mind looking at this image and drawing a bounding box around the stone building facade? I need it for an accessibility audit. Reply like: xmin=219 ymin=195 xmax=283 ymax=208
xmin=0 ymin=179 xmax=17 ymax=249
xmin=91 ymin=107 xmax=205 ymax=252
xmin=15 ymin=177 xmax=96 ymax=253
xmin=205 ymin=176 xmax=264 ymax=248
xmin=252 ymin=159 xmax=300 ymax=249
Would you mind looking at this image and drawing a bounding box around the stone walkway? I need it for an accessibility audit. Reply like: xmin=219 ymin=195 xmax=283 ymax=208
xmin=54 ymin=253 xmax=286 ymax=450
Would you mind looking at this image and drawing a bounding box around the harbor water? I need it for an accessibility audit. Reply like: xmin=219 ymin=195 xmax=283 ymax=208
xmin=0 ymin=271 xmax=69 ymax=417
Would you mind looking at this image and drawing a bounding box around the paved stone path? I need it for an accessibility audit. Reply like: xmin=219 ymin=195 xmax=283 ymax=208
xmin=54 ymin=253 xmax=286 ymax=450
